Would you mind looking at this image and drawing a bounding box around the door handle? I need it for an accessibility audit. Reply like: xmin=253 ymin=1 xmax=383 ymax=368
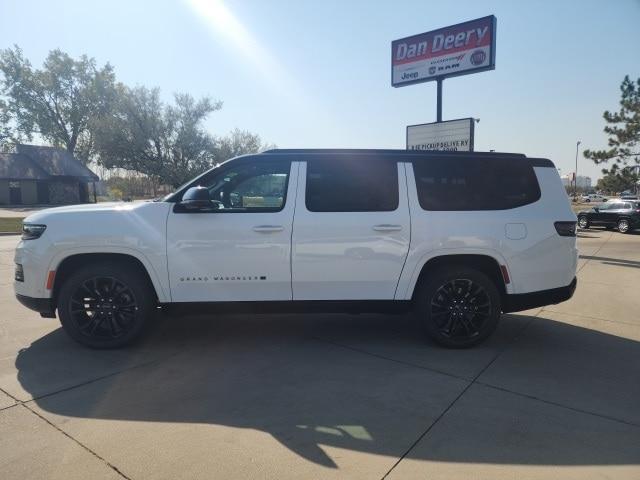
xmin=252 ymin=225 xmax=285 ymax=233
xmin=372 ymin=224 xmax=403 ymax=232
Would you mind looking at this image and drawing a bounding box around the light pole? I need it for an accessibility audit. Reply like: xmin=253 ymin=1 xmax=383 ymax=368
xmin=574 ymin=141 xmax=581 ymax=197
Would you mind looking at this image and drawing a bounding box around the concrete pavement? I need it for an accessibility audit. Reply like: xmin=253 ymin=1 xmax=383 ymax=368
xmin=0 ymin=230 xmax=639 ymax=479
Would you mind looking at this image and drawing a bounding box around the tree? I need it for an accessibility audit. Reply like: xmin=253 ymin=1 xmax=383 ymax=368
xmin=0 ymin=99 xmax=14 ymax=148
xmin=584 ymin=75 xmax=640 ymax=191
xmin=0 ymin=46 xmax=117 ymax=162
xmin=596 ymin=165 xmax=638 ymax=194
xmin=216 ymin=128 xmax=276 ymax=162
xmin=94 ymin=86 xmax=223 ymax=188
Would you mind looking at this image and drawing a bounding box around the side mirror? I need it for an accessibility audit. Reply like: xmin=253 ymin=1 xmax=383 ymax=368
xmin=593 ymin=207 xmax=599 ymax=212
xmin=175 ymin=186 xmax=220 ymax=213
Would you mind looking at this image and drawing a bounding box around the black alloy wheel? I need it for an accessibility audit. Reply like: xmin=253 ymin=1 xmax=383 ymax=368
xmin=429 ymin=279 xmax=492 ymax=341
xmin=416 ymin=267 xmax=501 ymax=348
xmin=69 ymin=276 xmax=139 ymax=341
xmin=58 ymin=262 xmax=155 ymax=348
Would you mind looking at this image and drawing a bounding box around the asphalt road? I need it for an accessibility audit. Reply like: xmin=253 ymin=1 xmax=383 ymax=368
xmin=1 ymin=230 xmax=639 ymax=479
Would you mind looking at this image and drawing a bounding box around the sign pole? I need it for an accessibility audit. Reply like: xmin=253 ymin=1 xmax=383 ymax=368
xmin=436 ymin=78 xmax=443 ymax=122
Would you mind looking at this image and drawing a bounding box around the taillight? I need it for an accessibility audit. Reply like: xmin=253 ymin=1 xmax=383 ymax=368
xmin=554 ymin=221 xmax=577 ymax=237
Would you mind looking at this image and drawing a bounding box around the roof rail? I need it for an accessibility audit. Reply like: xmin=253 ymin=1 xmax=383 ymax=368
xmin=262 ymin=148 xmax=525 ymax=157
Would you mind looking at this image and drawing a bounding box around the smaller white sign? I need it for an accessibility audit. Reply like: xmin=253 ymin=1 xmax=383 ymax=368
xmin=406 ymin=118 xmax=474 ymax=151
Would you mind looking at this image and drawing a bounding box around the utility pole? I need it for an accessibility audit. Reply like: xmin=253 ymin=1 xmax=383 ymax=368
xmin=574 ymin=140 xmax=581 ymax=196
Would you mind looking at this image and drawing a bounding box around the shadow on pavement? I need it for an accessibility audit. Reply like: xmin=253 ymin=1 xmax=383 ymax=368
xmin=579 ymin=254 xmax=640 ymax=268
xmin=15 ymin=312 xmax=640 ymax=469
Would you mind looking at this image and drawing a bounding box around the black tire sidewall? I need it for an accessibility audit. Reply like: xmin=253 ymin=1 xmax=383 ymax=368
xmin=58 ymin=262 xmax=156 ymax=348
xmin=416 ymin=267 xmax=501 ymax=348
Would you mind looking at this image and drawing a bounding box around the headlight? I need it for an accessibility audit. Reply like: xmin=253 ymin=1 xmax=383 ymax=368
xmin=22 ymin=223 xmax=47 ymax=240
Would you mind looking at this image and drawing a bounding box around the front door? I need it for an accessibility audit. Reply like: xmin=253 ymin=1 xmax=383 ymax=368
xmin=589 ymin=204 xmax=609 ymax=225
xmin=166 ymin=159 xmax=298 ymax=302
xmin=291 ymin=157 xmax=410 ymax=300
xmin=9 ymin=181 xmax=21 ymax=204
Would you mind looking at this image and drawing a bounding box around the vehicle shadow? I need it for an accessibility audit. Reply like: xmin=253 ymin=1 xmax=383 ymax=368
xmin=579 ymin=255 xmax=640 ymax=269
xmin=15 ymin=312 xmax=640 ymax=469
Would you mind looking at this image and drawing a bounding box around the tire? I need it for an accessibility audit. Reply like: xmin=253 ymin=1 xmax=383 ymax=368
xmin=57 ymin=262 xmax=156 ymax=348
xmin=577 ymin=216 xmax=589 ymax=229
xmin=618 ymin=218 xmax=631 ymax=234
xmin=414 ymin=267 xmax=501 ymax=348
xmin=585 ymin=199 xmax=590 ymax=203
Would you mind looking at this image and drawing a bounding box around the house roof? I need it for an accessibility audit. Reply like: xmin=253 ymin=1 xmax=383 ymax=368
xmin=0 ymin=152 xmax=50 ymax=180
xmin=0 ymin=145 xmax=99 ymax=181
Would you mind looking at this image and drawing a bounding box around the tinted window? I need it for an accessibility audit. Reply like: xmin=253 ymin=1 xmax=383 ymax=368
xmin=413 ymin=157 xmax=541 ymax=211
xmin=609 ymin=203 xmax=624 ymax=210
xmin=306 ymin=158 xmax=399 ymax=212
xmin=200 ymin=160 xmax=290 ymax=212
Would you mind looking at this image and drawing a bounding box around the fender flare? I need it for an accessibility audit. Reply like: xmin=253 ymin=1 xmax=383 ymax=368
xmin=399 ymin=248 xmax=513 ymax=300
xmin=47 ymin=246 xmax=170 ymax=303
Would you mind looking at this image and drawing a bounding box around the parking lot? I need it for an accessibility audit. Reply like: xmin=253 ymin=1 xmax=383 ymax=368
xmin=1 ymin=230 xmax=639 ymax=479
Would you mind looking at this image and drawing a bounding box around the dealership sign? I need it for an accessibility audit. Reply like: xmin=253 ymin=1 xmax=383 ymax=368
xmin=392 ymin=16 xmax=496 ymax=87
xmin=407 ymin=118 xmax=474 ymax=151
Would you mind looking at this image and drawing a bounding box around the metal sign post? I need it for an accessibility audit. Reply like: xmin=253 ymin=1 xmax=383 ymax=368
xmin=436 ymin=78 xmax=443 ymax=122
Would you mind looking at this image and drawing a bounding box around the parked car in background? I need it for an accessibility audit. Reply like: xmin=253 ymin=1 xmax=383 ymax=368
xmin=15 ymin=149 xmax=578 ymax=349
xmin=581 ymin=193 xmax=608 ymax=202
xmin=577 ymin=200 xmax=640 ymax=233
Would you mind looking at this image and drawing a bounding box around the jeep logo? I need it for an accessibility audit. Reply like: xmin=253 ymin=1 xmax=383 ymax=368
xmin=400 ymin=71 xmax=419 ymax=81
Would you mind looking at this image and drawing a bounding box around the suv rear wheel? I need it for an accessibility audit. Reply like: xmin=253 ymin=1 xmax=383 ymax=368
xmin=618 ymin=218 xmax=631 ymax=233
xmin=57 ymin=262 xmax=156 ymax=348
xmin=415 ymin=267 xmax=501 ymax=348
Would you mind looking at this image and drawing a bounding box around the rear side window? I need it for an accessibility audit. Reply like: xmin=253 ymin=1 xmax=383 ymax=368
xmin=413 ymin=157 xmax=541 ymax=211
xmin=306 ymin=158 xmax=399 ymax=212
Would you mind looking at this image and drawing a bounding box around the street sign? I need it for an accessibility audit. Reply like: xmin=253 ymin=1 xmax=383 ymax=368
xmin=392 ymin=16 xmax=496 ymax=88
xmin=407 ymin=118 xmax=474 ymax=151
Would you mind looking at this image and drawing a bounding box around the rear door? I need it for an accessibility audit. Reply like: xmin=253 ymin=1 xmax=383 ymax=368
xmin=291 ymin=156 xmax=410 ymax=300
xmin=602 ymin=202 xmax=624 ymax=225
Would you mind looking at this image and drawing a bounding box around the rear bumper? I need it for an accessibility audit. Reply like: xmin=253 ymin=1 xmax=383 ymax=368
xmin=15 ymin=294 xmax=56 ymax=318
xmin=502 ymin=277 xmax=577 ymax=313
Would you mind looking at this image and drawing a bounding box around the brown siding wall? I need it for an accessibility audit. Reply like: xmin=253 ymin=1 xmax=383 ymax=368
xmin=49 ymin=180 xmax=80 ymax=204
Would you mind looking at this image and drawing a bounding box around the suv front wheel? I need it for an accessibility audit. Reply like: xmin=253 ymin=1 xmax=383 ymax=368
xmin=578 ymin=216 xmax=589 ymax=229
xmin=57 ymin=262 xmax=156 ymax=348
xmin=415 ymin=267 xmax=501 ymax=348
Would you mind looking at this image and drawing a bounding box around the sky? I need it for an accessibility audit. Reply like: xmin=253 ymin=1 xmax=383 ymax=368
xmin=1 ymin=0 xmax=639 ymax=181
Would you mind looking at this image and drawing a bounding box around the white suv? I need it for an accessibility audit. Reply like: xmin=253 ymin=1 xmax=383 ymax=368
xmin=14 ymin=149 xmax=578 ymax=349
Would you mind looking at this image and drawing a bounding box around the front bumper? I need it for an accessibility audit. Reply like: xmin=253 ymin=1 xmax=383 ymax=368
xmin=502 ymin=277 xmax=577 ymax=313
xmin=15 ymin=294 xmax=56 ymax=318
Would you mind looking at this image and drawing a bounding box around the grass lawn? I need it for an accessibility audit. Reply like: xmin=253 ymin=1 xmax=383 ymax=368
xmin=0 ymin=217 xmax=23 ymax=233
